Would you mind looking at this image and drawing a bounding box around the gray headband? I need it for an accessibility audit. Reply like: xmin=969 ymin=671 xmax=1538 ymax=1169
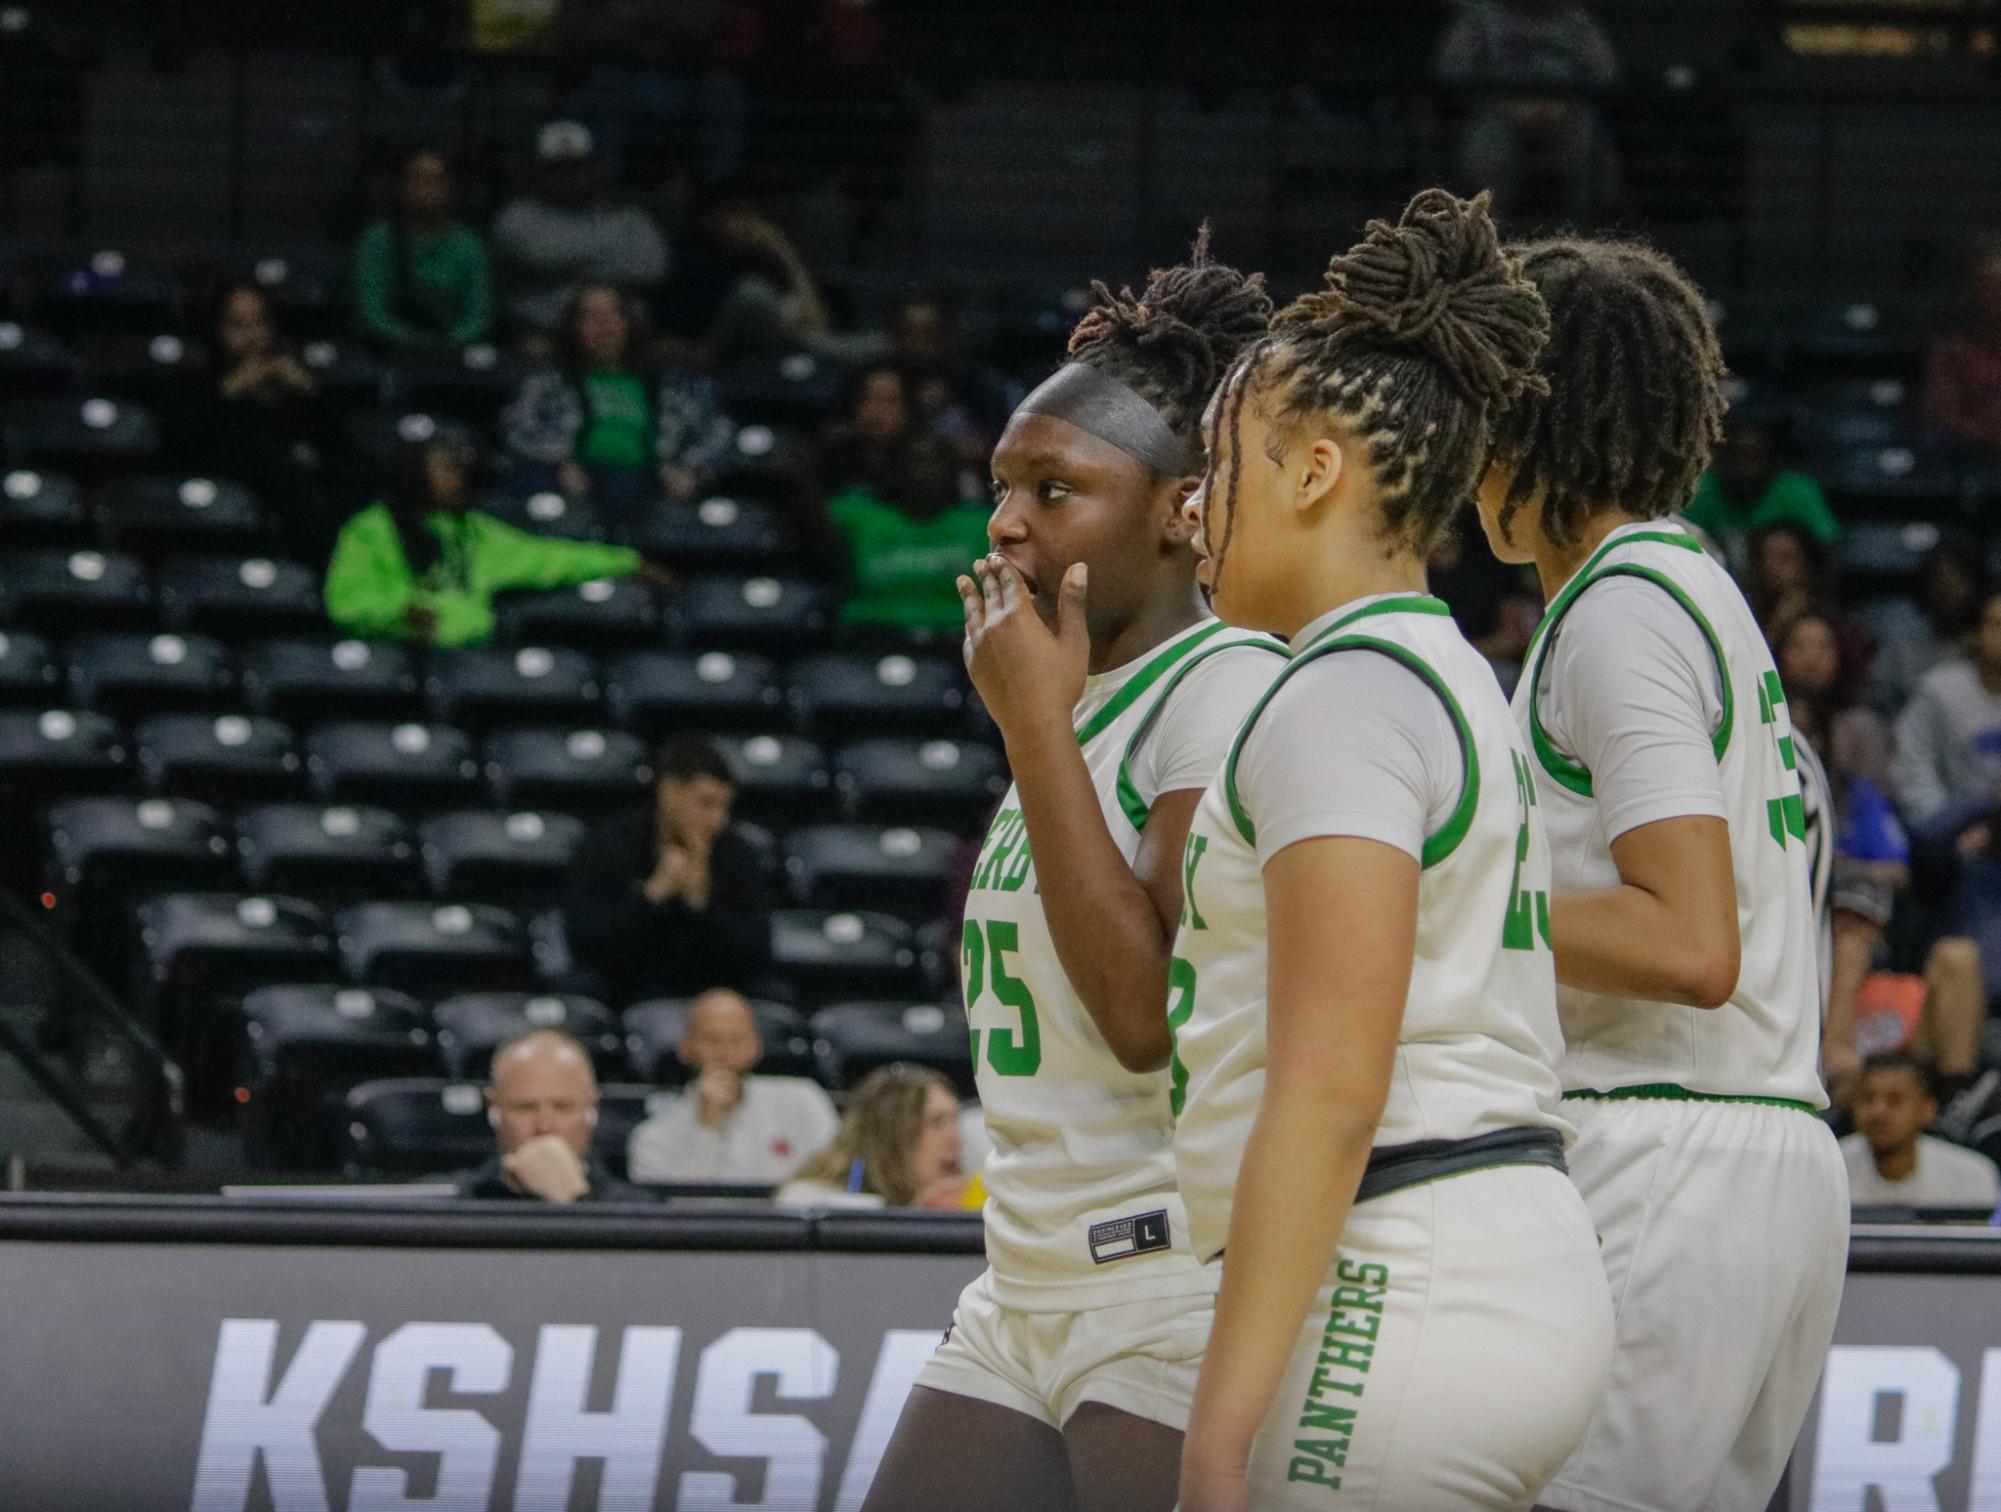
xmin=1015 ymin=362 xmax=1194 ymax=476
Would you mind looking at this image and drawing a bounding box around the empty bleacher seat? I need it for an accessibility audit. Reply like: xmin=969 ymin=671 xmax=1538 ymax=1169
xmin=592 ymin=1086 xmax=672 ymax=1180
xmin=0 ymin=631 xmax=64 ymax=707
xmin=296 ymin=338 xmax=388 ymax=407
xmin=784 ymin=823 xmax=962 ymax=915
xmin=789 ymin=652 xmax=968 ymax=741
xmin=0 ymin=322 xmax=81 ymax=397
xmin=813 ymin=1000 xmax=976 ymax=1098
xmin=243 ymin=639 xmax=423 ymax=724
xmin=476 ymin=487 xmax=607 ymax=543
xmin=1703 ymin=292 xmax=1781 ymax=374
xmin=432 ymin=991 xmax=622 ymax=1080
xmin=603 ymin=649 xmax=784 ymax=738
xmin=306 ymin=721 xmax=483 ymax=809
xmin=0 ymin=468 xmax=87 ymax=545
xmin=69 ymin=633 xmax=234 ymax=719
xmin=46 ymin=797 xmax=236 ymax=966
xmin=1815 ymin=444 xmax=1961 ymax=515
xmin=0 ymin=708 xmax=129 ymax=800
xmin=417 ymin=810 xmax=587 ymax=903
xmin=96 ymin=475 xmax=262 ymax=555
xmin=496 ymin=575 xmax=661 ymax=649
xmin=1838 ymin=521 xmax=1943 ymax=582
xmin=72 ymin=330 xmax=207 ymax=406
xmin=835 ymin=737 xmax=1008 ymax=828
xmin=39 ymin=249 xmax=182 ymax=338
xmin=388 ymin=343 xmax=527 ymax=419
xmin=483 ymin=727 xmax=650 ymax=815
xmin=157 ymin=555 xmax=321 ymax=637
xmin=240 ymin=985 xmax=436 ymax=1169
xmin=0 ymin=549 xmax=153 ymax=630
xmin=0 ymin=396 xmax=159 ymax=470
xmin=708 ymin=423 xmax=813 ymax=500
xmin=334 ymin=901 xmax=533 ymax=996
xmin=631 ymin=497 xmax=794 ymax=572
xmin=716 ymin=351 xmax=841 ymax=427
xmin=135 ymin=712 xmax=301 ymax=804
xmin=667 ymin=576 xmax=828 ymax=651
xmin=425 ymin=645 xmax=603 ymax=730
xmin=237 ymin=803 xmax=421 ymax=900
xmin=770 ymin=909 xmax=922 ymax=1004
xmin=343 ymin=1077 xmax=491 ymax=1177
xmin=714 ymin=734 xmax=835 ymax=824
xmin=1790 ymin=296 xmax=1917 ymax=371
xmin=623 ymin=997 xmax=820 ymax=1086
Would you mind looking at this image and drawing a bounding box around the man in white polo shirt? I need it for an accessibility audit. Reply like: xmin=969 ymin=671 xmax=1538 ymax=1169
xmin=1843 ymin=1052 xmax=2001 ymax=1210
xmin=627 ymin=988 xmax=838 ymax=1184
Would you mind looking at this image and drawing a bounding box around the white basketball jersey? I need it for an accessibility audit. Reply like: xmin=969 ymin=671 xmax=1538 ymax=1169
xmin=1171 ymin=596 xmax=1572 ymax=1264
xmin=1513 ymin=521 xmax=1826 ymax=1107
xmin=965 ymin=618 xmax=1284 ymax=1309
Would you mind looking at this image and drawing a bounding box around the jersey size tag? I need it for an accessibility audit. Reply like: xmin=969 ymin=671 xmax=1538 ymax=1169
xmin=1088 ymin=1209 xmax=1171 ymax=1264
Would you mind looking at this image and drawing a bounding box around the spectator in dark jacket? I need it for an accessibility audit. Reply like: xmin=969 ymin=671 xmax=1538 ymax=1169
xmin=454 ymin=1028 xmax=644 ymax=1202
xmin=353 ymin=148 xmax=494 ymax=352
xmin=562 ymin=736 xmax=773 ymax=1003
xmin=1923 ymin=245 xmax=2001 ymax=458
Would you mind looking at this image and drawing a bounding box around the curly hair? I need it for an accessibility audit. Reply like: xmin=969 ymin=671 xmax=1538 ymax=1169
xmin=1491 ymin=238 xmax=1726 ymax=548
xmin=1064 ymin=224 xmax=1274 ymax=456
xmin=1204 ymin=189 xmax=1548 ymax=576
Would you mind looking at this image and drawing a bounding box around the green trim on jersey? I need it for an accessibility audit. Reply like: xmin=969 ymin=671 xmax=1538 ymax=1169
xmin=1223 ymin=608 xmax=1481 ymax=869
xmin=1294 ymin=594 xmax=1452 ymax=657
xmin=1073 ymin=620 xmax=1229 ymax=746
xmin=1562 ymin=1081 xmax=1819 ymax=1116
xmin=1525 ymin=553 xmax=1736 ymax=798
xmin=1114 ymin=635 xmax=1287 ymax=832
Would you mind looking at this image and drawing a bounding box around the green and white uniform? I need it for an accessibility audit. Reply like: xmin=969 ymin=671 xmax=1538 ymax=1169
xmin=1516 ymin=521 xmax=1848 ymax=1512
xmin=916 ymin=617 xmax=1284 ymax=1430
xmin=1172 ymin=595 xmax=1613 ymax=1508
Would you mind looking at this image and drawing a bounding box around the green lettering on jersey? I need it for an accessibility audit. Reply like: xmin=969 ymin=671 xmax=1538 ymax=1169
xmin=1180 ymin=833 xmax=1210 ymax=931
xmin=1166 ymin=955 xmax=1198 ymax=1116
xmin=1502 ymin=750 xmax=1551 ymax=952
xmin=962 ymin=918 xmax=1042 ymax=1076
xmin=1758 ymin=673 xmax=1807 ymax=849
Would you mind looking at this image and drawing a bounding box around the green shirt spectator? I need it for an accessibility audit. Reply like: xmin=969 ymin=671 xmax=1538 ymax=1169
xmin=353 ymin=150 xmax=494 ymax=351
xmin=579 ymin=371 xmax=653 ymax=468
xmin=828 ymin=488 xmax=991 ymax=632
xmin=1684 ymin=417 xmax=1840 ymax=552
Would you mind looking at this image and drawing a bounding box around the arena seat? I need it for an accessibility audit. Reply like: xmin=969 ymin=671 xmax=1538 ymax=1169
xmin=1789 ymin=295 xmax=1918 ymax=372
xmin=68 ymin=633 xmax=235 ymax=720
xmin=95 ymin=475 xmax=263 ymax=556
xmin=72 ymin=330 xmax=208 ymax=407
xmin=46 ymin=797 xmax=236 ymax=969
xmin=812 ymin=999 xmax=977 ymax=1099
xmin=715 ymin=351 xmax=842 ymax=428
xmin=236 ymin=803 xmax=420 ymax=901
xmin=0 ymin=323 xmax=82 ymax=398
xmin=713 ymin=733 xmax=836 ymax=824
xmin=623 ymin=997 xmax=820 ymax=1086
xmin=242 ymin=639 xmax=424 ymax=725
xmin=592 ymin=1085 xmax=672 ymax=1179
xmin=305 ymin=721 xmax=483 ymax=809
xmin=135 ymin=713 xmax=301 ymax=805
xmin=239 ymin=984 xmax=436 ymax=1169
xmin=1814 ymin=444 xmax=1961 ymax=517
xmin=0 ymin=469 xmax=88 ymax=546
xmin=784 ymin=823 xmax=963 ymax=915
xmin=0 ymin=396 xmax=159 ymax=471
xmin=156 ymin=555 xmax=321 ymax=638
xmin=0 ymin=549 xmax=154 ymax=631
xmin=631 ymin=498 xmax=795 ymax=573
xmin=604 ymin=648 xmax=785 ymax=738
xmin=334 ymin=901 xmax=534 ymax=997
xmin=495 ymin=576 xmax=661 ymax=649
xmin=666 ymin=576 xmax=829 ymax=651
xmin=432 ymin=991 xmax=623 ymax=1081
xmin=482 ymin=726 xmax=650 ymax=815
xmin=834 ymin=737 xmax=1008 ymax=829
xmin=342 ymin=1077 xmax=491 ymax=1177
xmin=295 ymin=337 xmax=390 ymax=407
xmin=387 ymin=343 xmax=527 ymax=420
xmin=707 ymin=423 xmax=815 ymax=501
xmin=416 ymin=809 xmax=587 ymax=903
xmin=476 ymin=487 xmax=608 ymax=543
xmin=788 ymin=651 xmax=968 ymax=742
xmin=37 ymin=250 xmax=182 ymax=338
xmin=424 ymin=645 xmax=603 ymax=730
xmin=0 ymin=631 xmax=64 ymax=708
xmin=769 ymin=909 xmax=923 ymax=1004
xmin=0 ymin=709 xmax=131 ymax=800
xmin=225 ymin=250 xmax=345 ymax=339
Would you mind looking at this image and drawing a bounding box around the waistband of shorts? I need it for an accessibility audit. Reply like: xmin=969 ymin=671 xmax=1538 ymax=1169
xmin=1355 ymin=1125 xmax=1566 ymax=1204
xmin=1563 ymin=1082 xmax=1821 ymax=1116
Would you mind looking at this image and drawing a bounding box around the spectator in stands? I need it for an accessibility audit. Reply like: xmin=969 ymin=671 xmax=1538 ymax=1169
xmin=1892 ymin=587 xmax=2001 ymax=850
xmin=1868 ymin=536 xmax=1983 ymax=715
xmin=1435 ymin=0 xmax=1620 ymax=224
xmin=774 ymin=1063 xmax=968 ymax=1209
xmin=324 ymin=434 xmax=648 ymax=646
xmin=502 ymin=281 xmax=735 ymax=518
xmin=353 ymin=147 xmax=494 ymax=353
xmin=697 ymin=191 xmax=883 ymax=366
xmin=1684 ymin=414 xmax=1841 ymax=571
xmin=821 ymin=363 xmax=915 ymax=495
xmin=1841 ymin=1054 xmax=2001 ymax=1209
xmin=492 ymin=120 xmax=669 ymax=339
xmin=625 ymin=988 xmax=840 ymax=1184
xmin=454 ymin=1028 xmax=644 ymax=1202
xmin=1775 ymin=607 xmax=1892 ymax=786
xmin=1922 ymin=244 xmax=2001 ymax=458
xmin=890 ymin=292 xmax=1009 ymax=460
xmin=561 ymin=736 xmax=774 ymax=1002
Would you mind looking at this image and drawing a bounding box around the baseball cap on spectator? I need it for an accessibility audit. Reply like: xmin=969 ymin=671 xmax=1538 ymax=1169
xmin=536 ymin=121 xmax=595 ymax=162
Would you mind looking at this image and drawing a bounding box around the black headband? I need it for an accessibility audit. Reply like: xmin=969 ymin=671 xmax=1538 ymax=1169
xmin=1015 ymin=362 xmax=1194 ymax=476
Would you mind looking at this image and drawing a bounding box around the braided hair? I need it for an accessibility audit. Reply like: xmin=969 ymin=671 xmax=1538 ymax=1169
xmin=1491 ymin=238 xmax=1726 ymax=549
xmin=1204 ymin=189 xmax=1548 ymax=580
xmin=1064 ymin=225 xmax=1274 ymax=460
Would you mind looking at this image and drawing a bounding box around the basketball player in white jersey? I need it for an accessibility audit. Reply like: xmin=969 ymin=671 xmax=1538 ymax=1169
xmin=1170 ymin=190 xmax=1613 ymax=1512
xmin=1473 ymin=238 xmax=1847 ymax=1512
xmin=862 ymin=238 xmax=1283 ymax=1512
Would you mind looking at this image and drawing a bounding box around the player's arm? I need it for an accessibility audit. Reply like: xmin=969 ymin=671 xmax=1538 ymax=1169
xmin=1541 ymin=582 xmax=1740 ymax=1009
xmin=1182 ymin=836 xmax=1411 ymax=1500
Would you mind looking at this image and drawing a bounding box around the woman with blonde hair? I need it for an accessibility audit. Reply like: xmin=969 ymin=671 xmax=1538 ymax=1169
xmin=775 ymin=1063 xmax=966 ymax=1209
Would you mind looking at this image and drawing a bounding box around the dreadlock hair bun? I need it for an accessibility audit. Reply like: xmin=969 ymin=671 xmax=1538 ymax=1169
xmin=1064 ymin=224 xmax=1273 ymax=454
xmin=1492 ymin=237 xmax=1726 ymax=549
xmin=1221 ymin=188 xmax=1547 ymax=559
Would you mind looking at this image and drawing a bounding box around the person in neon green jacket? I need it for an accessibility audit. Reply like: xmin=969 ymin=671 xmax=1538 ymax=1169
xmin=325 ymin=437 xmax=647 ymax=646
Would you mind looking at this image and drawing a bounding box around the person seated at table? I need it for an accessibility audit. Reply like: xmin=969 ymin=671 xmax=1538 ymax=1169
xmin=1841 ymin=1053 xmax=2001 ymax=1210
xmin=324 ymin=433 xmax=651 ymax=646
xmin=774 ymin=1063 xmax=970 ymax=1209
xmin=453 ymin=1029 xmax=645 ymax=1203
xmin=626 ymin=988 xmax=840 ymax=1185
